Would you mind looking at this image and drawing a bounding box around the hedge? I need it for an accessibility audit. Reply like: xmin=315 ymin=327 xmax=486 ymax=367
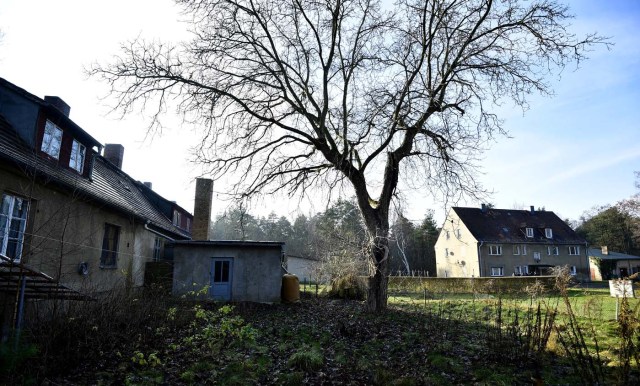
xmin=387 ymin=276 xmax=558 ymax=295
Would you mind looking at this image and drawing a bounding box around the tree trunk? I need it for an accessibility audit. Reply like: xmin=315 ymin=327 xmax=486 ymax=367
xmin=365 ymin=235 xmax=390 ymax=312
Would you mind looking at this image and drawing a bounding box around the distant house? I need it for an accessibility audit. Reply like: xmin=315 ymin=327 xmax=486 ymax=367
xmin=0 ymin=77 xmax=192 ymax=333
xmin=435 ymin=205 xmax=589 ymax=280
xmin=588 ymin=247 xmax=640 ymax=280
xmin=286 ymin=255 xmax=320 ymax=283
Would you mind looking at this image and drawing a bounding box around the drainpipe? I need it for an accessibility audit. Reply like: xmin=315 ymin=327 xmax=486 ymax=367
xmin=144 ymin=220 xmax=176 ymax=242
xmin=478 ymin=241 xmax=484 ymax=277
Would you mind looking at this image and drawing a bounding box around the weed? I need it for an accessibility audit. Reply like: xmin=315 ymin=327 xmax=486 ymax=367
xmin=288 ymin=344 xmax=324 ymax=371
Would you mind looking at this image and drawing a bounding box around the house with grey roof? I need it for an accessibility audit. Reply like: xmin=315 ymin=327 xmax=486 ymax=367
xmin=435 ymin=205 xmax=589 ymax=281
xmin=588 ymin=247 xmax=640 ymax=280
xmin=0 ymin=77 xmax=193 ymax=332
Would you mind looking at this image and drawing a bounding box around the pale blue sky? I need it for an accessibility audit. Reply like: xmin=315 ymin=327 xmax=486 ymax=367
xmin=0 ymin=0 xmax=638 ymax=225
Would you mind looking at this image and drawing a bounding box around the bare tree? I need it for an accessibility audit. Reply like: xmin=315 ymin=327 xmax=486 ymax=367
xmin=91 ymin=0 xmax=607 ymax=311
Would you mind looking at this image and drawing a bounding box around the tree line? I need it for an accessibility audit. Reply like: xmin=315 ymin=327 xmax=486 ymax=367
xmin=210 ymin=199 xmax=439 ymax=278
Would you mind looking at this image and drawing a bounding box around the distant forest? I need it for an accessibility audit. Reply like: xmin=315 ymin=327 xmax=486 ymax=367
xmin=210 ymin=199 xmax=439 ymax=276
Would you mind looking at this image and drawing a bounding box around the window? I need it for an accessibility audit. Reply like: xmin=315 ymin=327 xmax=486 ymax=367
xmin=533 ymin=252 xmax=541 ymax=261
xmin=0 ymin=194 xmax=29 ymax=262
xmin=100 ymin=223 xmax=120 ymax=268
xmin=491 ymin=267 xmax=504 ymax=277
xmin=445 ymin=230 xmax=450 ymax=240
xmin=570 ymin=266 xmax=577 ymax=276
xmin=514 ymin=266 xmax=522 ymax=275
xmin=455 ymin=229 xmax=461 ymax=238
xmin=69 ymin=139 xmax=86 ymax=173
xmin=568 ymin=246 xmax=580 ymax=255
xmin=547 ymin=246 xmax=559 ymax=256
xmin=41 ymin=120 xmax=63 ymax=159
xmin=545 ymin=228 xmax=553 ymax=239
xmin=513 ymin=245 xmax=527 ymax=255
xmin=488 ymin=245 xmax=502 ymax=255
xmin=153 ymin=237 xmax=163 ymax=261
xmin=173 ymin=210 xmax=181 ymax=227
xmin=186 ymin=217 xmax=191 ymax=232
xmin=526 ymin=228 xmax=534 ymax=238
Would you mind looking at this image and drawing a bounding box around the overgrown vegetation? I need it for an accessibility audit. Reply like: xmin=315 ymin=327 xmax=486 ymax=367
xmin=3 ymin=275 xmax=640 ymax=384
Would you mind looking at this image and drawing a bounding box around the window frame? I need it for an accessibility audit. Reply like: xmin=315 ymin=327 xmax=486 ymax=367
xmin=41 ymin=120 xmax=63 ymax=159
xmin=490 ymin=266 xmax=504 ymax=277
xmin=545 ymin=228 xmax=553 ymax=239
xmin=568 ymin=246 xmax=580 ymax=255
xmin=533 ymin=251 xmax=541 ymax=261
xmin=153 ymin=237 xmax=163 ymax=261
xmin=547 ymin=246 xmax=559 ymax=256
xmin=570 ymin=266 xmax=577 ymax=276
xmin=0 ymin=194 xmax=30 ymax=262
xmin=488 ymin=244 xmax=502 ymax=256
xmin=526 ymin=227 xmax=534 ymax=238
xmin=69 ymin=139 xmax=86 ymax=173
xmin=100 ymin=223 xmax=120 ymax=268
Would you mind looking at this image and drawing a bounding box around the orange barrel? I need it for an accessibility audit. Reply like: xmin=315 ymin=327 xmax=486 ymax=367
xmin=281 ymin=274 xmax=300 ymax=303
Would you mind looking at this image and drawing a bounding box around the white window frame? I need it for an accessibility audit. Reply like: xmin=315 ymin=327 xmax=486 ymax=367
xmin=513 ymin=245 xmax=527 ymax=256
xmin=41 ymin=120 xmax=63 ymax=159
xmin=533 ymin=252 xmax=541 ymax=261
xmin=490 ymin=267 xmax=504 ymax=277
xmin=568 ymin=246 xmax=580 ymax=255
xmin=514 ymin=266 xmax=522 ymax=275
xmin=570 ymin=266 xmax=577 ymax=276
xmin=69 ymin=139 xmax=86 ymax=173
xmin=0 ymin=194 xmax=29 ymax=262
xmin=526 ymin=227 xmax=534 ymax=238
xmin=455 ymin=229 xmax=461 ymax=239
xmin=545 ymin=228 xmax=553 ymax=239
xmin=547 ymin=246 xmax=559 ymax=256
xmin=173 ymin=210 xmax=181 ymax=227
xmin=153 ymin=237 xmax=163 ymax=261
xmin=488 ymin=245 xmax=502 ymax=255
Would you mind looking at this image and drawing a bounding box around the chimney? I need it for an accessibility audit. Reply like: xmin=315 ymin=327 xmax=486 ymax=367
xmin=104 ymin=144 xmax=124 ymax=169
xmin=530 ymin=206 xmax=535 ymax=214
xmin=481 ymin=203 xmax=487 ymax=213
xmin=192 ymin=178 xmax=213 ymax=240
xmin=44 ymin=96 xmax=71 ymax=117
xmin=143 ymin=182 xmax=153 ymax=189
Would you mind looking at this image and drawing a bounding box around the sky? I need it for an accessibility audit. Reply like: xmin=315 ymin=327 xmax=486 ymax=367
xmin=0 ymin=0 xmax=638 ymax=226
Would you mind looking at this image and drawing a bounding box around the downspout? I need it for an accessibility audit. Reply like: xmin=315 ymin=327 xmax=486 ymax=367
xmin=478 ymin=241 xmax=484 ymax=277
xmin=584 ymin=241 xmax=589 ymax=282
xmin=144 ymin=220 xmax=176 ymax=242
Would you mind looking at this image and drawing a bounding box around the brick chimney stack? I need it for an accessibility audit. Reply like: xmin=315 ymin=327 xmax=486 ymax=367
xmin=104 ymin=144 xmax=124 ymax=169
xmin=192 ymin=178 xmax=213 ymax=240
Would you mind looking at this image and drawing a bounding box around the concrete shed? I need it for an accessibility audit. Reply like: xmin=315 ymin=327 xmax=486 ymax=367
xmin=171 ymin=240 xmax=285 ymax=303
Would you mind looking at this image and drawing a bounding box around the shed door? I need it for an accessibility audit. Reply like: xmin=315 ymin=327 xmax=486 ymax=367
xmin=210 ymin=258 xmax=233 ymax=301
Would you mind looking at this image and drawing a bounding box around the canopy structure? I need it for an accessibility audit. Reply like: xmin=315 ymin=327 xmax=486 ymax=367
xmin=1 ymin=254 xmax=93 ymax=333
xmin=0 ymin=255 xmax=92 ymax=301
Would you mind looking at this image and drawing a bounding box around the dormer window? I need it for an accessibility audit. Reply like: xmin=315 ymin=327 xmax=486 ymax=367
xmin=69 ymin=139 xmax=86 ymax=173
xmin=41 ymin=120 xmax=62 ymax=159
xmin=526 ymin=227 xmax=534 ymax=238
xmin=173 ymin=210 xmax=181 ymax=227
xmin=545 ymin=228 xmax=553 ymax=239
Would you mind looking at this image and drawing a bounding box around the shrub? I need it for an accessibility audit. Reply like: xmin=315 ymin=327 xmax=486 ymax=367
xmin=328 ymin=274 xmax=367 ymax=300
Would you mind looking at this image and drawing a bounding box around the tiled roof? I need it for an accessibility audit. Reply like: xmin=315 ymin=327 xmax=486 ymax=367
xmin=0 ymin=114 xmax=191 ymax=239
xmin=452 ymin=207 xmax=586 ymax=244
